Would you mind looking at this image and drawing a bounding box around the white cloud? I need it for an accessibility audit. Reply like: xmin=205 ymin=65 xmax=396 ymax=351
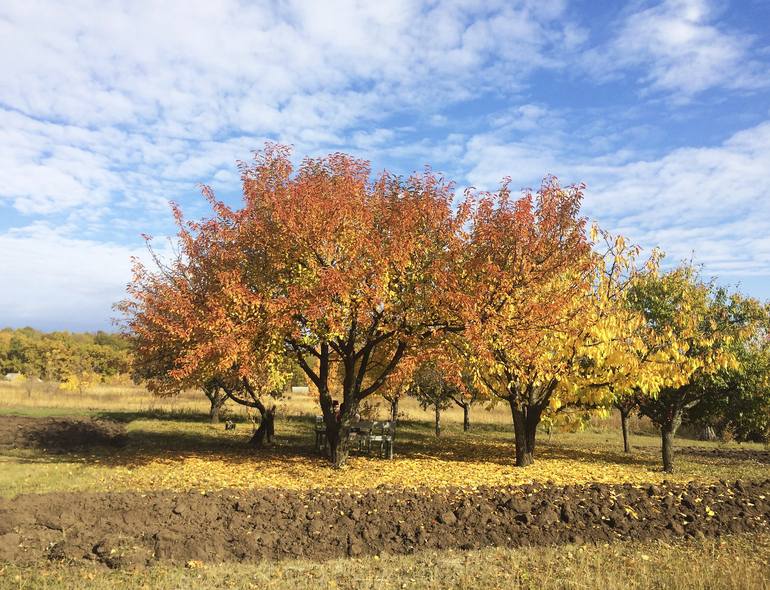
xmin=462 ymin=120 xmax=770 ymax=281
xmin=583 ymin=0 xmax=769 ymax=99
xmin=0 ymin=224 xmax=156 ymax=330
xmin=0 ymin=0 xmax=580 ymax=219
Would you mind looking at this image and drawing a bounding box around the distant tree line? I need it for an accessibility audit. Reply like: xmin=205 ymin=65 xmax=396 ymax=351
xmin=0 ymin=327 xmax=131 ymax=383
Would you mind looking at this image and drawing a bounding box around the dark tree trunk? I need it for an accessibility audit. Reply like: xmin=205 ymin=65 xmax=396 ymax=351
xmin=620 ymin=407 xmax=631 ymax=453
xmin=249 ymin=406 xmax=275 ymax=448
xmin=328 ymin=420 xmax=352 ymax=468
xmin=327 ymin=397 xmax=360 ymax=468
xmin=462 ymin=403 xmax=470 ymax=432
xmin=434 ymin=403 xmax=441 ymax=437
xmin=661 ymin=412 xmax=682 ymax=473
xmin=509 ymin=398 xmax=542 ymax=467
xmin=390 ymin=396 xmax=399 ymax=425
xmin=291 ymin=336 xmax=406 ymax=468
xmin=208 ymin=395 xmax=226 ymax=424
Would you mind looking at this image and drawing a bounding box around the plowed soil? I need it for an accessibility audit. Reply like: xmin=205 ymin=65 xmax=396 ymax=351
xmin=0 ymin=415 xmax=126 ymax=451
xmin=1 ymin=479 xmax=768 ymax=568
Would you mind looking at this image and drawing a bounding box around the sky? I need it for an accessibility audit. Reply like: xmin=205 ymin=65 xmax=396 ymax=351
xmin=1 ymin=0 xmax=769 ymax=331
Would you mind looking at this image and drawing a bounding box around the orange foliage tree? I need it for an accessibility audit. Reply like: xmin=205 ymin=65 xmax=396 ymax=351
xmin=118 ymin=195 xmax=291 ymax=444
xmin=123 ymin=145 xmax=467 ymax=466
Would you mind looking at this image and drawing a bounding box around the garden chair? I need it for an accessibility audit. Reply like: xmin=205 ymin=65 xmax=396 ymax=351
xmin=367 ymin=421 xmax=394 ymax=459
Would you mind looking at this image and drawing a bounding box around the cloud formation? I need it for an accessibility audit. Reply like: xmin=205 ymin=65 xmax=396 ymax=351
xmin=582 ymin=0 xmax=769 ymax=99
xmin=0 ymin=0 xmax=769 ymax=329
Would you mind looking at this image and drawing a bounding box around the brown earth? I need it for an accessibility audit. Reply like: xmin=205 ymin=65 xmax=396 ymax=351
xmin=0 ymin=479 xmax=768 ymax=568
xmin=0 ymin=415 xmax=126 ymax=451
xmin=680 ymin=445 xmax=770 ymax=464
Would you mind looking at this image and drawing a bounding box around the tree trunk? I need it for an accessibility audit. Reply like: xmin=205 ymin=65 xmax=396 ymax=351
xmin=510 ymin=399 xmax=541 ymax=467
xmin=328 ymin=421 xmax=352 ymax=468
xmin=390 ymin=396 xmax=399 ymax=426
xmin=327 ymin=397 xmax=360 ymax=468
xmin=209 ymin=395 xmax=226 ymax=424
xmin=249 ymin=406 xmax=275 ymax=448
xmin=620 ymin=407 xmax=631 ymax=453
xmin=661 ymin=412 xmax=682 ymax=473
xmin=434 ymin=403 xmax=441 ymax=437
xmin=462 ymin=403 xmax=470 ymax=432
xmin=203 ymin=384 xmax=227 ymax=424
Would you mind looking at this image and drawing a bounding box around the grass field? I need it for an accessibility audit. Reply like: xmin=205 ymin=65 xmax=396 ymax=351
xmin=1 ymin=381 xmax=768 ymax=498
xmin=1 ymin=381 xmax=769 ymax=589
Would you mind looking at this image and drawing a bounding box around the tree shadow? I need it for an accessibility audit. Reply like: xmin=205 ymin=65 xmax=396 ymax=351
xmin=3 ymin=413 xmax=757 ymax=476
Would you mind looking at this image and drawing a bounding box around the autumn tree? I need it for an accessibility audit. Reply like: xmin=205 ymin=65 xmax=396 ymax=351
xmin=246 ymin=147 xmax=467 ymax=466
xmin=123 ymin=145 xmax=465 ymax=466
xmin=687 ymin=302 xmax=770 ymax=442
xmin=613 ymin=391 xmax=641 ymax=453
xmin=450 ymin=376 xmax=481 ymax=432
xmin=456 ymin=178 xmax=594 ymax=466
xmin=629 ymin=265 xmax=754 ymax=472
xmin=456 ymin=177 xmax=674 ymax=467
xmin=407 ymin=362 xmax=459 ymax=437
xmin=118 ymin=204 xmax=291 ymax=443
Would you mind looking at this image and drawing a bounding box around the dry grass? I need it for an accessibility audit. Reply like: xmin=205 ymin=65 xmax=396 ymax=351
xmin=2 ymin=533 xmax=769 ymax=589
xmin=0 ymin=380 xmax=658 ymax=429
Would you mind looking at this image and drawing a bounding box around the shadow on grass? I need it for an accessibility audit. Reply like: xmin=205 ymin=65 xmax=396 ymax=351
xmin=5 ymin=412 xmax=745 ymax=475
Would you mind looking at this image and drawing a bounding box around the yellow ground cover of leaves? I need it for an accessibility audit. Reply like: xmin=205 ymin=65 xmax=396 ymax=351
xmin=2 ymin=417 xmax=767 ymax=498
xmin=89 ymin=427 xmax=768 ymax=495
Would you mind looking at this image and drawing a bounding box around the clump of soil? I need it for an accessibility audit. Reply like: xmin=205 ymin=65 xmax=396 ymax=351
xmin=0 ymin=479 xmax=768 ymax=568
xmin=0 ymin=415 xmax=126 ymax=451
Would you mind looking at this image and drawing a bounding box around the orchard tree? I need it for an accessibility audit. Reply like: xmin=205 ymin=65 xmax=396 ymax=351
xmin=450 ymin=375 xmax=481 ymax=433
xmin=687 ymin=300 xmax=770 ymax=443
xmin=407 ymin=361 xmax=460 ymax=437
xmin=241 ymin=147 xmax=466 ymax=466
xmin=124 ymin=145 xmax=465 ymax=467
xmin=118 ymin=205 xmax=291 ymax=443
xmin=613 ymin=390 xmax=641 ymax=453
xmin=629 ymin=265 xmax=753 ymax=472
xmin=456 ymin=178 xmax=592 ymax=466
xmin=457 ymin=178 xmax=671 ymax=467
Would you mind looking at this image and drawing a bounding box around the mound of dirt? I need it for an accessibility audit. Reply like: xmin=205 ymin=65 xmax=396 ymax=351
xmin=0 ymin=479 xmax=768 ymax=567
xmin=681 ymin=446 xmax=770 ymax=464
xmin=0 ymin=415 xmax=126 ymax=451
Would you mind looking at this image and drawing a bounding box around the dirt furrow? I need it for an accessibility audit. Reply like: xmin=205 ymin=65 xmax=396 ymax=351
xmin=1 ymin=479 xmax=769 ymax=568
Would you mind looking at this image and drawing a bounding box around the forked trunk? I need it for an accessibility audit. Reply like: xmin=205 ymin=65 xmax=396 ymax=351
xmin=203 ymin=384 xmax=227 ymax=424
xmin=249 ymin=406 xmax=275 ymax=448
xmin=326 ymin=398 xmax=360 ymax=468
xmin=209 ymin=395 xmax=226 ymax=424
xmin=510 ymin=399 xmax=541 ymax=467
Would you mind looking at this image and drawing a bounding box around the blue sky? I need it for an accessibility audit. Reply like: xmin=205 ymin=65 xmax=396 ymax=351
xmin=1 ymin=0 xmax=769 ymax=331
